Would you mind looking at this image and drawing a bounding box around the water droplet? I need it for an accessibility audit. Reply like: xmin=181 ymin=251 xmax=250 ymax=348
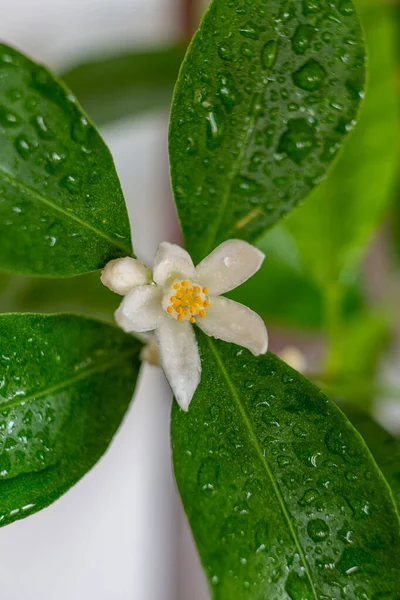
xmin=218 ymin=43 xmax=233 ymax=61
xmin=197 ymin=458 xmax=219 ymax=490
xmin=240 ymin=43 xmax=253 ymax=59
xmin=218 ymin=74 xmax=240 ymax=113
xmin=307 ymin=518 xmax=329 ymax=542
xmin=302 ymin=0 xmax=321 ymax=15
xmin=0 ymin=106 xmax=21 ymax=127
xmin=278 ymin=118 xmax=317 ymax=164
xmin=15 ymin=136 xmax=35 ymax=159
xmin=206 ymin=108 xmax=225 ymax=149
xmin=254 ymin=521 xmax=270 ymax=552
xmin=71 ymin=116 xmax=90 ymax=143
xmin=32 ymin=114 xmax=53 ymax=139
xmin=339 ymin=547 xmax=376 ymax=576
xmin=339 ymin=0 xmax=354 ymax=16
xmin=277 ymin=455 xmax=291 ymax=467
xmin=261 ymin=40 xmax=278 ymax=70
xmin=325 ymin=426 xmax=361 ymax=465
xmin=234 ymin=175 xmax=264 ymax=196
xmin=239 ymin=21 xmax=261 ymax=40
xmin=292 ymin=59 xmax=326 ymax=91
xmin=61 ymin=174 xmax=80 ymax=194
xmin=299 ymin=489 xmax=319 ymax=506
xmin=291 ymin=24 xmax=315 ymax=55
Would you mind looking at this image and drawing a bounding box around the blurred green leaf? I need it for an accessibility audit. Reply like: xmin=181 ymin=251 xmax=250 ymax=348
xmin=0 ymin=313 xmax=141 ymax=527
xmin=172 ymin=334 xmax=400 ymax=598
xmin=0 ymin=272 xmax=118 ymax=322
xmin=282 ymin=1 xmax=399 ymax=286
xmin=169 ymin=0 xmax=365 ymax=263
xmin=61 ymin=45 xmax=185 ymax=126
xmin=0 ymin=44 xmax=132 ymax=277
xmin=229 ymin=226 xmax=363 ymax=330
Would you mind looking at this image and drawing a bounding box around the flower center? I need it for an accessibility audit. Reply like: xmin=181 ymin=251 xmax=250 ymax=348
xmin=166 ymin=280 xmax=210 ymax=323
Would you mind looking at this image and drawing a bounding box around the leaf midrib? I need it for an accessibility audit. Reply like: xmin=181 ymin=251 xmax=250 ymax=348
xmin=0 ymin=348 xmax=138 ymax=412
xmin=0 ymin=166 xmax=132 ymax=256
xmin=202 ymin=90 xmax=264 ymax=257
xmin=207 ymin=337 xmax=319 ymax=600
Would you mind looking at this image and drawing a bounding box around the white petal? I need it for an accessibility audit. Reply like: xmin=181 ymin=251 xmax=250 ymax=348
xmin=153 ymin=242 xmax=195 ymax=286
xmin=197 ymin=296 xmax=268 ymax=356
xmin=155 ymin=319 xmax=201 ymax=411
xmin=195 ymin=239 xmax=264 ymax=295
xmin=101 ymin=257 xmax=151 ymax=295
xmin=115 ymin=285 xmax=164 ymax=333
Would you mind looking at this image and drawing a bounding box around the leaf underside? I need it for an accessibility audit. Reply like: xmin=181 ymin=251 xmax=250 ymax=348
xmin=0 ymin=44 xmax=132 ymax=277
xmin=0 ymin=313 xmax=141 ymax=527
xmin=172 ymin=332 xmax=400 ymax=599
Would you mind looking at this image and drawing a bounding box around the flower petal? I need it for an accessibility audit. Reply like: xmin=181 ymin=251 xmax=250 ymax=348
xmin=195 ymin=239 xmax=264 ymax=295
xmin=197 ymin=296 xmax=268 ymax=355
xmin=101 ymin=257 xmax=151 ymax=295
xmin=155 ymin=318 xmax=201 ymax=411
xmin=115 ymin=285 xmax=164 ymax=333
xmin=153 ymin=242 xmax=195 ymax=286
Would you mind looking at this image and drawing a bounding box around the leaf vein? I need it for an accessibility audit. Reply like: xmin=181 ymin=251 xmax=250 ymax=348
xmin=207 ymin=337 xmax=319 ymax=600
xmin=0 ymin=349 xmax=138 ymax=412
xmin=0 ymin=166 xmax=132 ymax=256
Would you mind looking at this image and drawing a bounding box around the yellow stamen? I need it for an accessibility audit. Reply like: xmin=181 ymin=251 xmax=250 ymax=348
xmin=199 ymin=310 xmax=207 ymax=318
xmin=204 ymin=300 xmax=210 ymax=308
xmin=173 ymin=283 xmax=180 ymax=290
xmin=182 ymin=280 xmax=189 ymax=287
xmin=190 ymin=317 xmax=196 ymax=324
xmin=178 ymin=314 xmax=184 ymax=321
xmin=193 ymin=286 xmax=200 ymax=293
xmin=167 ymin=306 xmax=173 ymax=314
xmin=203 ymin=287 xmax=209 ymax=294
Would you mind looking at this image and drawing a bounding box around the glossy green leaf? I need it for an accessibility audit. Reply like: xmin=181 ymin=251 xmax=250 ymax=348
xmin=169 ymin=0 xmax=365 ymax=262
xmin=346 ymin=410 xmax=400 ymax=511
xmin=61 ymin=44 xmax=185 ymax=126
xmin=172 ymin=333 xmax=400 ymax=598
xmin=0 ymin=44 xmax=132 ymax=277
xmin=0 ymin=313 xmax=141 ymax=527
xmin=283 ymin=0 xmax=399 ymax=286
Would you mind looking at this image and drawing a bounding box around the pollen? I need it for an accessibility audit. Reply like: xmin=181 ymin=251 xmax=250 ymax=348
xmin=166 ymin=279 xmax=210 ymax=323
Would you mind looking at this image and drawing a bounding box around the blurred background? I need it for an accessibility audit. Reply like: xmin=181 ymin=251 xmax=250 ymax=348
xmin=0 ymin=0 xmax=399 ymax=598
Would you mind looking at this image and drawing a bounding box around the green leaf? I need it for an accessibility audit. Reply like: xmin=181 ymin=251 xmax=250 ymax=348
xmin=0 ymin=44 xmax=132 ymax=277
xmin=283 ymin=0 xmax=399 ymax=286
xmin=346 ymin=410 xmax=400 ymax=511
xmin=0 ymin=313 xmax=141 ymax=527
xmin=169 ymin=0 xmax=366 ymax=262
xmin=172 ymin=333 xmax=400 ymax=598
xmin=61 ymin=44 xmax=185 ymax=126
xmin=0 ymin=271 xmax=118 ymax=323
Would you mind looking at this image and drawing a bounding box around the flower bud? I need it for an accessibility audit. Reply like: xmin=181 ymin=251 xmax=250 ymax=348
xmin=101 ymin=257 xmax=151 ymax=295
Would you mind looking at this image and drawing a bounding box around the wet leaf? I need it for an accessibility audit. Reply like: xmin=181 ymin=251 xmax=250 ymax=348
xmin=283 ymin=1 xmax=398 ymax=286
xmin=0 ymin=313 xmax=141 ymax=527
xmin=169 ymin=0 xmax=365 ymax=262
xmin=172 ymin=333 xmax=400 ymax=598
xmin=61 ymin=44 xmax=185 ymax=126
xmin=0 ymin=44 xmax=132 ymax=277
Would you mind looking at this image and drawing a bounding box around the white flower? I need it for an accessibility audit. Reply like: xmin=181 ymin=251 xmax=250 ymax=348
xmin=102 ymin=240 xmax=268 ymax=411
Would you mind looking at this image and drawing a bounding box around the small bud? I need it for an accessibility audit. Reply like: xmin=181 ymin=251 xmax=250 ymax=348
xmin=101 ymin=257 xmax=151 ymax=295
